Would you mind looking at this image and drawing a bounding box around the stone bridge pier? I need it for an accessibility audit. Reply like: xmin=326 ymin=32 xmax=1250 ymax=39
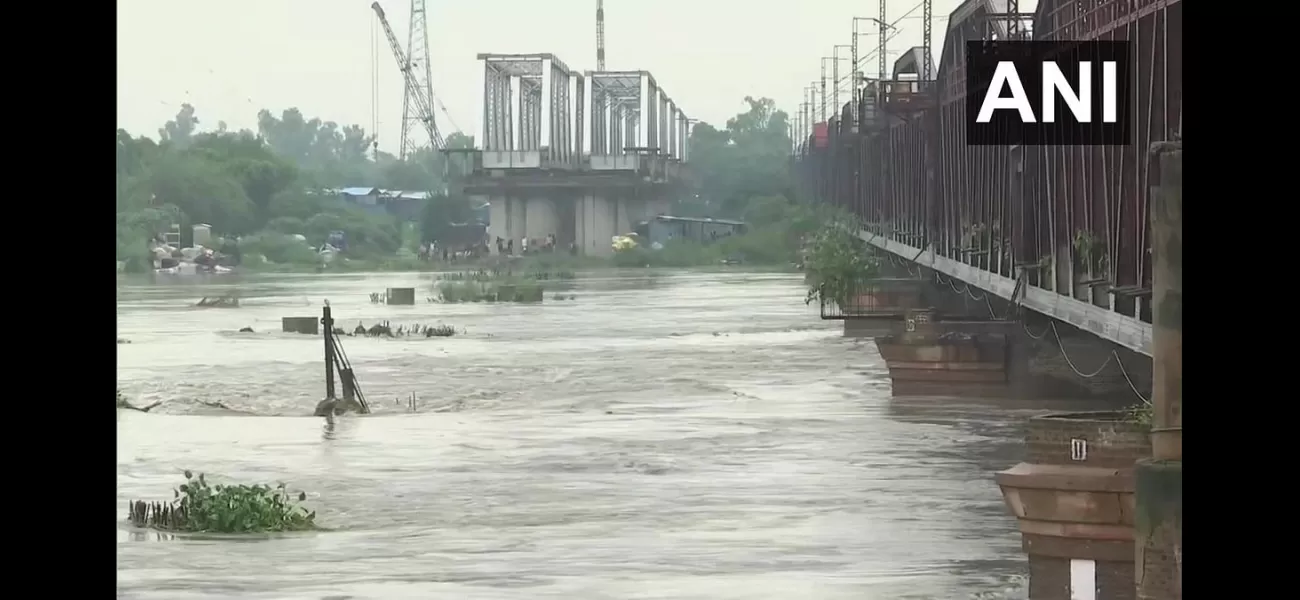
xmin=836 ymin=273 xmax=1153 ymax=402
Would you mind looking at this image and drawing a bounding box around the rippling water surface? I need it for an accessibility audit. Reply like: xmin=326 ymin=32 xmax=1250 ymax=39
xmin=117 ymin=270 xmax=1045 ymax=599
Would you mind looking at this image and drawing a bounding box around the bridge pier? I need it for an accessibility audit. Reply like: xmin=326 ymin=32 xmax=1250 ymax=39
xmin=874 ymin=308 xmax=1012 ymax=397
xmin=837 ymin=274 xmax=1151 ymax=402
xmin=996 ymin=412 xmax=1151 ymax=600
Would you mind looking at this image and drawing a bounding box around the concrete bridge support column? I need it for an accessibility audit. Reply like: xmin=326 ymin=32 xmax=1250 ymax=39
xmin=857 ymin=270 xmax=1151 ymax=401
xmin=485 ymin=195 xmax=531 ymax=253
xmin=873 ymin=308 xmax=1010 ymax=397
xmin=576 ymin=193 xmax=618 ymax=256
xmin=524 ymin=196 xmax=561 ymax=243
xmin=485 ymin=195 xmax=508 ymax=252
xmin=508 ymin=198 xmax=527 ymax=247
xmin=996 ymin=413 xmax=1151 ymax=600
xmin=1135 ymin=144 xmax=1181 ymax=600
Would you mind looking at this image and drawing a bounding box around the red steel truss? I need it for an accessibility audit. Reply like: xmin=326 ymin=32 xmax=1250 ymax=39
xmin=800 ymin=0 xmax=1181 ymax=326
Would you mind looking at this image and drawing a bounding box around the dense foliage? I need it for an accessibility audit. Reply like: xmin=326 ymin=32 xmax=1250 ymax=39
xmin=159 ymin=470 xmax=317 ymax=533
xmin=803 ymin=217 xmax=881 ymax=308
xmin=116 ymin=103 xmax=474 ymax=272
xmin=682 ymin=97 xmax=796 ymax=218
xmin=117 ymin=95 xmax=843 ymax=271
xmin=630 ymin=95 xmax=841 ymax=267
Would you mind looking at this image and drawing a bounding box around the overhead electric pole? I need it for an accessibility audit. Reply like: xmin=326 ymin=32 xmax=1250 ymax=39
xmin=879 ymin=1 xmax=888 ymax=82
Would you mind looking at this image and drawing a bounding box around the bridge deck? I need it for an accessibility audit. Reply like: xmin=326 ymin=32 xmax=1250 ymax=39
xmin=860 ymin=230 xmax=1151 ymax=356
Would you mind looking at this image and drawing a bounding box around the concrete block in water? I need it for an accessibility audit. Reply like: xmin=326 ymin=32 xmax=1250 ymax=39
xmin=386 ymin=287 xmax=416 ymax=305
xmin=282 ymin=316 xmax=319 ymax=335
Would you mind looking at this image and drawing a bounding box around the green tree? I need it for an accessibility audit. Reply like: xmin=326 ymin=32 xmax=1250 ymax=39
xmin=256 ymin=108 xmax=379 ymax=187
xmin=158 ymin=104 xmax=200 ymax=148
xmin=189 ymin=131 xmax=299 ymax=221
xmin=419 ymin=192 xmax=475 ymax=245
xmin=685 ymin=96 xmax=793 ymax=218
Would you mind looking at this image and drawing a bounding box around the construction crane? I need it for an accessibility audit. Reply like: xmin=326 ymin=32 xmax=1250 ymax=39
xmin=371 ymin=1 xmax=444 ymax=156
xmin=596 ymin=0 xmax=606 ymax=70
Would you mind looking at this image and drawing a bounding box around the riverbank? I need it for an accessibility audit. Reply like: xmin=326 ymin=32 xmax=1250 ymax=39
xmin=229 ymin=252 xmax=801 ymax=275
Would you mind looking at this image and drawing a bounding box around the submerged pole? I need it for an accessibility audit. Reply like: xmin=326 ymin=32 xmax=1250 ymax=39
xmin=322 ymin=304 xmax=336 ymax=399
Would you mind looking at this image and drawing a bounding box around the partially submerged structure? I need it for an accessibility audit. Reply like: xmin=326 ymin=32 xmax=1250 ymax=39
xmin=634 ymin=215 xmax=746 ymax=246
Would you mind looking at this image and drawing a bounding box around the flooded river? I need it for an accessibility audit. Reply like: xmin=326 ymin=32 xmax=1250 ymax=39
xmin=117 ymin=270 xmax=1040 ymax=599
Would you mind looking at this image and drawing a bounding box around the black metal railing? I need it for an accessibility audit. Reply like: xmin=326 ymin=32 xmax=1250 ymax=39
xmin=817 ymin=278 xmax=928 ymax=320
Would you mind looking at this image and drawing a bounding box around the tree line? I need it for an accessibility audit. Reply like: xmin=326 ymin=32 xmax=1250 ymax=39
xmin=115 ymin=103 xmax=473 ymax=270
xmin=115 ymin=95 xmax=814 ymax=271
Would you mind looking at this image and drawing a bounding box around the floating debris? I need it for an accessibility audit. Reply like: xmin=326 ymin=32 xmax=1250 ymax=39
xmin=425 ymin=325 xmax=456 ymax=337
xmin=347 ymin=321 xmax=461 ymax=338
xmin=195 ymin=295 xmax=240 ymax=308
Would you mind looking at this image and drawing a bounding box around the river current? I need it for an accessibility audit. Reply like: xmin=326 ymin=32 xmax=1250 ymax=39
xmin=117 ymin=270 xmax=1042 ymax=599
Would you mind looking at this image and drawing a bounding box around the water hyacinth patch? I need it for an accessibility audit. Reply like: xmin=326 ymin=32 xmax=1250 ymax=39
xmin=127 ymin=470 xmax=318 ymax=533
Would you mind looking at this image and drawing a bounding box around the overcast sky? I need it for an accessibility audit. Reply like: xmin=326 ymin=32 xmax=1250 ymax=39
xmin=118 ymin=0 xmax=1009 ymax=154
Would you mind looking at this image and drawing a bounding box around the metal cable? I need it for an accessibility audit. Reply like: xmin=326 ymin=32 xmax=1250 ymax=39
xmin=1049 ymin=322 xmax=1113 ymax=378
xmin=1048 ymin=321 xmax=1151 ymax=406
xmin=927 ymin=270 xmax=1150 ymax=404
xmin=1113 ymin=350 xmax=1152 ymax=405
xmin=1022 ymin=320 xmax=1049 ymax=339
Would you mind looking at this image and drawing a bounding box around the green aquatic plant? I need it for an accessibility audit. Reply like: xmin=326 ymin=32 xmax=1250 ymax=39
xmin=436 ymin=278 xmax=545 ymax=303
xmin=127 ymin=471 xmax=318 ymax=533
xmin=437 ymin=280 xmax=489 ymax=302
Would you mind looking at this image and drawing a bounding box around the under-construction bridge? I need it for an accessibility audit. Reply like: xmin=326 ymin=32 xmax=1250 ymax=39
xmin=796 ymin=0 xmax=1182 ymax=359
xmin=457 ymin=47 xmax=692 ymax=256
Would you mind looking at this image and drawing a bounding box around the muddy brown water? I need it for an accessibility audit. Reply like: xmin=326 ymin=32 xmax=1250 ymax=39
xmin=117 ymin=270 xmax=1045 ymax=599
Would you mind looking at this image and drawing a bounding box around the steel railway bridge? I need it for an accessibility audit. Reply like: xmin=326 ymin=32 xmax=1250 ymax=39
xmin=793 ymin=3 xmax=1182 ymax=598
xmin=795 ymin=0 xmax=1180 ymax=363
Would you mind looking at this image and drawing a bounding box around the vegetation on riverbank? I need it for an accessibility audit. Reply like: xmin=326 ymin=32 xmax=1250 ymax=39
xmin=117 ymin=95 xmax=839 ymax=274
xmin=436 ymin=278 xmax=546 ymax=303
xmin=127 ymin=470 xmax=318 ymax=534
xmin=116 ymin=104 xmax=474 ymax=273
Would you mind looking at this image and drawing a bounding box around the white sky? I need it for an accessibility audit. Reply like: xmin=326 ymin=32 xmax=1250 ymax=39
xmin=118 ymin=0 xmax=1004 ymax=154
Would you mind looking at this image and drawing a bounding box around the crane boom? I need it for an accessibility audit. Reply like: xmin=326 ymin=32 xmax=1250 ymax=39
xmin=371 ymin=1 xmax=445 ymax=151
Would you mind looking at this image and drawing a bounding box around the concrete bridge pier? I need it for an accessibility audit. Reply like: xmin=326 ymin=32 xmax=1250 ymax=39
xmin=483 ymin=194 xmax=573 ymax=252
xmin=524 ymin=196 xmax=562 ymax=243
xmin=870 ymin=309 xmax=1151 ymax=402
xmin=575 ymin=193 xmax=619 ymax=256
xmin=851 ymin=292 xmax=1150 ymax=402
xmin=573 ymin=191 xmax=672 ymax=256
xmin=840 ymin=264 xmax=1153 ymax=402
xmin=873 ymin=308 xmax=1014 ymax=397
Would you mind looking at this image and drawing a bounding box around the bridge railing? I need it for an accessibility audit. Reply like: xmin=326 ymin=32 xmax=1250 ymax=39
xmin=796 ymin=1 xmax=1181 ymax=337
xmin=818 ymin=278 xmax=927 ymax=321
